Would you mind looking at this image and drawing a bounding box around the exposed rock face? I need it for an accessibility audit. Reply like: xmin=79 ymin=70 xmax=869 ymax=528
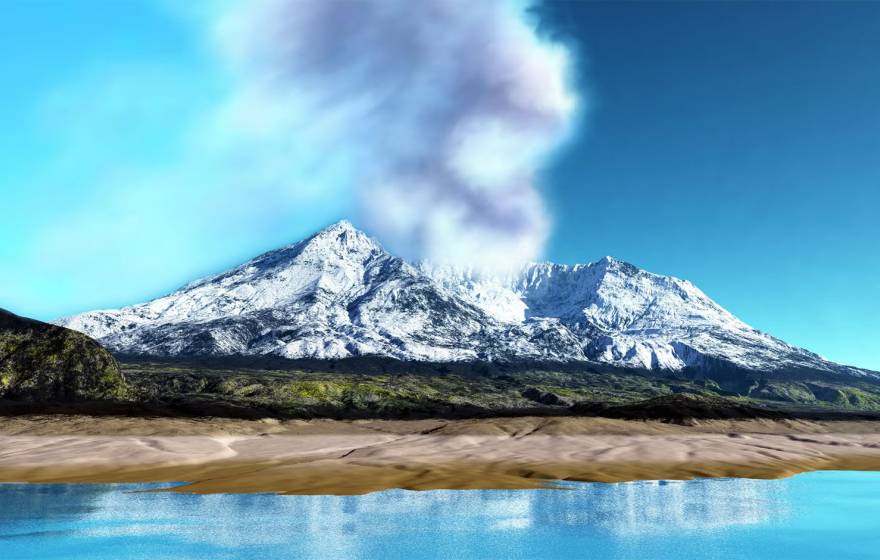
xmin=0 ymin=309 xmax=127 ymax=402
xmin=57 ymin=221 xmax=874 ymax=380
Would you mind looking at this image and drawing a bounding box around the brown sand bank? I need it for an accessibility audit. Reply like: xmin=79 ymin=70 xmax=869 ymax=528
xmin=1 ymin=415 xmax=880 ymax=494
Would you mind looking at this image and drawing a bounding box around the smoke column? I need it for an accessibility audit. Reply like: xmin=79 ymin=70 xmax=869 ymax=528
xmin=215 ymin=0 xmax=578 ymax=267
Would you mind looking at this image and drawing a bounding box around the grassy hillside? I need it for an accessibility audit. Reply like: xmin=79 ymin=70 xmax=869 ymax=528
xmin=0 ymin=309 xmax=128 ymax=402
xmin=2 ymin=316 xmax=878 ymax=421
xmin=117 ymin=358 xmax=880 ymax=420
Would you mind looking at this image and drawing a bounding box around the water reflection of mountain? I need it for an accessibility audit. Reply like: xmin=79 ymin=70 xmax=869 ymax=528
xmin=531 ymin=478 xmax=791 ymax=535
xmin=0 ymin=478 xmax=791 ymax=557
xmin=0 ymin=483 xmax=105 ymax=524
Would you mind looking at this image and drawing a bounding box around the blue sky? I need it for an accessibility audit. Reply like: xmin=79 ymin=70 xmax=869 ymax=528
xmin=537 ymin=2 xmax=880 ymax=370
xmin=1 ymin=1 xmax=878 ymax=370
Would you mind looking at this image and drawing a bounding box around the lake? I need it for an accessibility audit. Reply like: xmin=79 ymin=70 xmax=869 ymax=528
xmin=1 ymin=471 xmax=878 ymax=559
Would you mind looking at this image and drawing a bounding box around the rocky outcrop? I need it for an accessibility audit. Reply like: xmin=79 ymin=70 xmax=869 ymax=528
xmin=0 ymin=309 xmax=127 ymax=402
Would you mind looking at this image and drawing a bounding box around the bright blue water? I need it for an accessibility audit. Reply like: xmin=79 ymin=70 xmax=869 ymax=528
xmin=1 ymin=471 xmax=879 ymax=560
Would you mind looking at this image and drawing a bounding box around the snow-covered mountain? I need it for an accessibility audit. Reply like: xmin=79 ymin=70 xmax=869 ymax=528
xmin=56 ymin=221 xmax=871 ymax=377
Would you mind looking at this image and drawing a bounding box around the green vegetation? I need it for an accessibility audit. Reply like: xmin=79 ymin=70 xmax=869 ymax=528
xmin=0 ymin=310 xmax=128 ymax=402
xmin=110 ymin=358 xmax=880 ymax=419
xmin=744 ymin=379 xmax=880 ymax=410
xmin=119 ymin=361 xmax=675 ymax=418
xmin=2 ymin=306 xmax=880 ymax=420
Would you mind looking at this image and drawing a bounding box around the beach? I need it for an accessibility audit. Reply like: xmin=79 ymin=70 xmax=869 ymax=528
xmin=2 ymin=415 xmax=880 ymax=494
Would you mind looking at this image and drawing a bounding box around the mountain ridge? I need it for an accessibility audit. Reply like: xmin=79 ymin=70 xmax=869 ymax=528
xmin=57 ymin=221 xmax=875 ymax=379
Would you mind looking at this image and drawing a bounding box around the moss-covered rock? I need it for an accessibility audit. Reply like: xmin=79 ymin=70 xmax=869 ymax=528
xmin=749 ymin=381 xmax=818 ymax=403
xmin=0 ymin=309 xmax=128 ymax=402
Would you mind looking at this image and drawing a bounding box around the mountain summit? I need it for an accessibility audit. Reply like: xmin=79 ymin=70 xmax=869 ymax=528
xmin=58 ymin=221 xmax=870 ymax=378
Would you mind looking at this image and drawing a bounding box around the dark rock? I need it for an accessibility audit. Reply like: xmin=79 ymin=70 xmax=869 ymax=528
xmin=521 ymin=387 xmax=571 ymax=406
xmin=570 ymin=393 xmax=788 ymax=423
xmin=568 ymin=401 xmax=612 ymax=416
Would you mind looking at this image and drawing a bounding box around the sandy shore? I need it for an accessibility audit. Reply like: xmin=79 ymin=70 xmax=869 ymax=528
xmin=1 ymin=415 xmax=880 ymax=494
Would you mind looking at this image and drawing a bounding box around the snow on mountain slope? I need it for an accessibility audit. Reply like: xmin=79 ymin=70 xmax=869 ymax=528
xmin=57 ymin=221 xmax=870 ymax=377
xmin=422 ymin=258 xmax=849 ymax=374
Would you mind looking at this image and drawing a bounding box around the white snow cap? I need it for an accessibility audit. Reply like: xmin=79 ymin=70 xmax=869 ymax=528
xmin=56 ymin=221 xmax=872 ymax=377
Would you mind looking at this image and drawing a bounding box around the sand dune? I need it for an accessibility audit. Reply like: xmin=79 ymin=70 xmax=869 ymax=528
xmin=1 ymin=415 xmax=880 ymax=494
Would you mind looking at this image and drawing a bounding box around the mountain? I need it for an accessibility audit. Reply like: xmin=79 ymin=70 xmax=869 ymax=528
xmin=57 ymin=221 xmax=872 ymax=379
xmin=1 ymin=309 xmax=127 ymax=402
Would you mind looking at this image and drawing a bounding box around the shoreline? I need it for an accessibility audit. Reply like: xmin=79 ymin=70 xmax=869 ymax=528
xmin=2 ymin=415 xmax=880 ymax=494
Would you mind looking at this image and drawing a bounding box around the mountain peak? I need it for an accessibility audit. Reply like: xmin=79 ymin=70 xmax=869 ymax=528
xmin=593 ymin=255 xmax=639 ymax=276
xmin=593 ymin=256 xmax=627 ymax=267
xmin=56 ymin=220 xmax=872 ymax=378
xmin=320 ymin=219 xmax=358 ymax=234
xmin=307 ymin=219 xmax=367 ymax=241
xmin=298 ymin=220 xmax=383 ymax=256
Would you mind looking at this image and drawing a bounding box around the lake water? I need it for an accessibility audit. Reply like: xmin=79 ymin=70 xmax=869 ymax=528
xmin=1 ymin=471 xmax=878 ymax=559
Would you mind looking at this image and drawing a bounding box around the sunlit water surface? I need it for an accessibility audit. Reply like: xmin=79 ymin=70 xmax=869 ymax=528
xmin=1 ymin=471 xmax=879 ymax=559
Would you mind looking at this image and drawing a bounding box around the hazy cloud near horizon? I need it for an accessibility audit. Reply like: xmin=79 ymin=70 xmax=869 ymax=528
xmin=214 ymin=0 xmax=579 ymax=267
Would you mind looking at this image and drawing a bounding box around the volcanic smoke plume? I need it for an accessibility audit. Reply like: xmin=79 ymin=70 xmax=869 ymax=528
xmin=216 ymin=0 xmax=578 ymax=267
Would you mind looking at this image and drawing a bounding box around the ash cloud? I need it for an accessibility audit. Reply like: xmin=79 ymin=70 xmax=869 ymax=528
xmin=215 ymin=0 xmax=578 ymax=267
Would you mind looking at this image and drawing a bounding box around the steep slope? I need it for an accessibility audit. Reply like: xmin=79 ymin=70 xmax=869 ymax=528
xmin=0 ymin=309 xmax=127 ymax=402
xmin=59 ymin=222 xmax=575 ymax=362
xmin=422 ymin=257 xmax=857 ymax=376
xmin=57 ymin=221 xmax=872 ymax=379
